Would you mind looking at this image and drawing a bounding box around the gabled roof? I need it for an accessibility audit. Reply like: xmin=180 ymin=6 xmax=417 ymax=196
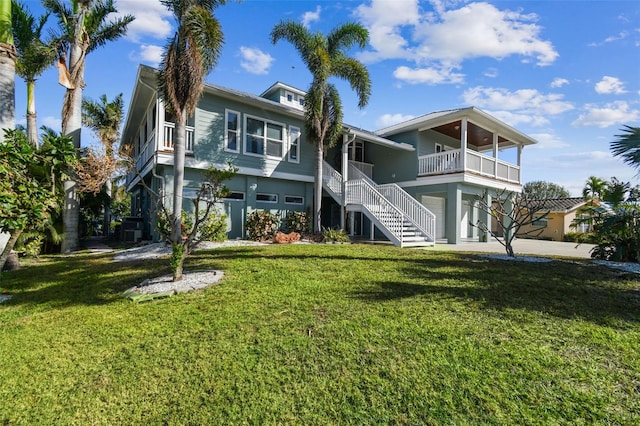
xmin=533 ymin=197 xmax=590 ymax=213
xmin=376 ymin=106 xmax=538 ymax=148
xmin=260 ymin=81 xmax=306 ymax=98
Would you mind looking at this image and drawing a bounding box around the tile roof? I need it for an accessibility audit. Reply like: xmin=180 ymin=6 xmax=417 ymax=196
xmin=532 ymin=197 xmax=587 ymax=212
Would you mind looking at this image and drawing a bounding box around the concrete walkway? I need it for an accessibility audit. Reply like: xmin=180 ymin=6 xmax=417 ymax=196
xmin=426 ymin=238 xmax=595 ymax=259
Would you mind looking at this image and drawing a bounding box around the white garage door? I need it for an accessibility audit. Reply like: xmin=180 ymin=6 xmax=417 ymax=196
xmin=421 ymin=196 xmax=445 ymax=240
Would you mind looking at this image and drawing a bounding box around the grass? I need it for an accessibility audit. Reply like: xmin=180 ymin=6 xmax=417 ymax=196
xmin=0 ymin=243 xmax=638 ymax=424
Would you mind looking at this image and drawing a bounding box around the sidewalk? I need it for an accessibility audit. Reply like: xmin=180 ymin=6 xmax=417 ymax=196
xmin=426 ymin=238 xmax=595 ymax=259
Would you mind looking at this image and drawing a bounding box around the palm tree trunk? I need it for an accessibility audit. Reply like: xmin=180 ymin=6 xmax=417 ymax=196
xmin=26 ymin=79 xmax=37 ymax=147
xmin=314 ymin=140 xmax=323 ymax=233
xmin=0 ymin=229 xmax=22 ymax=272
xmin=103 ymin=178 xmax=112 ymax=237
xmin=171 ymin=111 xmax=187 ymax=245
xmin=0 ymin=0 xmax=16 ymax=140
xmin=60 ymin=9 xmax=87 ymax=253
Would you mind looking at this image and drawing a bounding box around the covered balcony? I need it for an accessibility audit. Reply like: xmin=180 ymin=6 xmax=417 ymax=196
xmin=416 ymin=114 xmax=530 ymax=184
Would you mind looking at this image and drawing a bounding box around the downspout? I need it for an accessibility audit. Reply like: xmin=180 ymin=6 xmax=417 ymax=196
xmin=341 ymin=130 xmax=357 ymax=230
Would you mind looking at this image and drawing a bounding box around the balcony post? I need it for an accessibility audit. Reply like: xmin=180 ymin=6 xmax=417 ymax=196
xmin=341 ymin=134 xmax=350 ymax=230
xmin=461 ymin=118 xmax=468 ymax=171
xmin=493 ymin=133 xmax=498 ymax=178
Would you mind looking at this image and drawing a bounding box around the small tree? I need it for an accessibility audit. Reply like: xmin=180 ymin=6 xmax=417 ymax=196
xmin=0 ymin=128 xmax=76 ymax=270
xmin=473 ymin=188 xmax=551 ymax=257
xmin=522 ymin=180 xmax=570 ymax=199
xmin=128 ymin=161 xmax=237 ymax=281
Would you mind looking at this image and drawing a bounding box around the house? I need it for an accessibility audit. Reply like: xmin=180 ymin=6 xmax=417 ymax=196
xmin=516 ymin=197 xmax=594 ymax=241
xmin=121 ymin=65 xmax=538 ymax=246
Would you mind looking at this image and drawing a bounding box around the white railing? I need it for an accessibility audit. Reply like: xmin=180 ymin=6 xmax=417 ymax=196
xmin=377 ymin=183 xmax=436 ymax=241
xmin=161 ymin=122 xmax=194 ymax=152
xmin=322 ymin=161 xmax=343 ymax=201
xmin=349 ymin=163 xmax=435 ymax=242
xmin=348 ymin=162 xmax=376 ymax=186
xmin=418 ymin=149 xmax=520 ymax=183
xmin=346 ymin=179 xmax=404 ymax=243
xmin=467 ymin=151 xmax=520 ymax=183
xmin=418 ymin=149 xmax=462 ymax=175
xmin=348 ymin=160 xmax=373 ymax=179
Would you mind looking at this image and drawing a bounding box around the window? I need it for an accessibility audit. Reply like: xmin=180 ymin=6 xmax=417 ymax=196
xmin=286 ymin=92 xmax=293 ymax=102
xmin=299 ymin=97 xmax=304 ymax=106
xmin=532 ymin=215 xmax=548 ymax=227
xmin=245 ymin=115 xmax=284 ymax=158
xmin=223 ymin=191 xmax=245 ymax=201
xmin=289 ymin=126 xmax=301 ymax=163
xmin=285 ymin=195 xmax=304 ymax=205
xmin=256 ymin=193 xmax=278 ymax=203
xmin=225 ymin=110 xmax=240 ymax=153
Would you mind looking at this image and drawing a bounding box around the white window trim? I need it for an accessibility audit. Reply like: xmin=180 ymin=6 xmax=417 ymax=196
xmin=256 ymin=192 xmax=278 ymax=204
xmin=288 ymin=125 xmax=301 ymax=163
xmin=224 ymin=109 xmax=241 ymax=154
xmin=243 ymin=114 xmax=285 ymax=159
xmin=284 ymin=195 xmax=304 ymax=205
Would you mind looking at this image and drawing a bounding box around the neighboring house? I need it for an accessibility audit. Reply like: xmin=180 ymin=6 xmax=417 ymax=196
xmin=121 ymin=65 xmax=538 ymax=246
xmin=516 ymin=197 xmax=595 ymax=241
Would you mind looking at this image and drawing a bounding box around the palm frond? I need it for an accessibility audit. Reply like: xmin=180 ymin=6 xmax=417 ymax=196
xmin=610 ymin=125 xmax=640 ymax=171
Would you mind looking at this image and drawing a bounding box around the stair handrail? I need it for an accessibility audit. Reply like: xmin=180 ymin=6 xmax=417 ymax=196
xmin=322 ymin=161 xmax=343 ymax=200
xmin=349 ymin=163 xmax=435 ymax=242
xmin=345 ymin=178 xmax=405 ymax=241
xmin=377 ymin=183 xmax=436 ymax=241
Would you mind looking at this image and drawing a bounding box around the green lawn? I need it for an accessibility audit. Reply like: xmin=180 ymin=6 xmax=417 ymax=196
xmin=0 ymin=244 xmax=638 ymax=424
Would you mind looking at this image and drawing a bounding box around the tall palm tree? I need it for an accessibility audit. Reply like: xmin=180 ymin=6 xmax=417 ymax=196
xmin=43 ymin=0 xmax=133 ymax=252
xmin=157 ymin=0 xmax=225 ymax=253
xmin=271 ymin=20 xmax=371 ymax=233
xmin=582 ymin=175 xmax=606 ymax=201
xmin=11 ymin=0 xmax=57 ymax=147
xmin=82 ymin=93 xmax=124 ymax=234
xmin=0 ymin=0 xmax=15 ymax=139
xmin=610 ymin=125 xmax=640 ymax=171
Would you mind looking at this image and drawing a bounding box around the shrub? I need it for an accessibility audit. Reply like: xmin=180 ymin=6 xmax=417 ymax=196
xmin=322 ymin=227 xmax=350 ymax=243
xmin=157 ymin=210 xmax=227 ymax=243
xmin=284 ymin=211 xmax=311 ymax=235
xmin=245 ymin=210 xmax=280 ymax=241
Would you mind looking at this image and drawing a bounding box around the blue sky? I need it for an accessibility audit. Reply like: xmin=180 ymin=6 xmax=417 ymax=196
xmin=14 ymin=0 xmax=640 ymax=196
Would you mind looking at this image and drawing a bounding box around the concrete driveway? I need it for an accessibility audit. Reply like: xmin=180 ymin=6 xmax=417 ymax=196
xmin=426 ymin=238 xmax=595 ymax=259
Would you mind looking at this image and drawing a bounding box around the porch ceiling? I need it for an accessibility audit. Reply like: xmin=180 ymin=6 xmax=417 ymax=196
xmin=432 ymin=121 xmax=511 ymax=148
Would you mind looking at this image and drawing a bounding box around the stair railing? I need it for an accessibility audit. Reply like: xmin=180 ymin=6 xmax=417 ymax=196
xmin=377 ymin=183 xmax=436 ymax=241
xmin=345 ymin=179 xmax=404 ymax=241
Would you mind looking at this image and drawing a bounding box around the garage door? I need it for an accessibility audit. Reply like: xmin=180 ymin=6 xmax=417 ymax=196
xmin=421 ymin=196 xmax=445 ymax=240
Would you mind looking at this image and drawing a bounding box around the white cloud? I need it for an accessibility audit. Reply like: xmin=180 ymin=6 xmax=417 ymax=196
xmin=462 ymin=86 xmax=574 ymax=121
xmin=414 ymin=3 xmax=558 ymax=66
xmin=550 ymin=78 xmax=569 ymax=88
xmin=595 ymin=76 xmax=627 ymax=94
xmin=129 ymin=44 xmax=164 ymax=66
xmin=116 ymin=0 xmax=174 ymax=42
xmin=393 ymin=65 xmax=464 ymax=85
xmin=484 ymin=68 xmax=498 ymax=78
xmin=239 ymin=47 xmax=274 ymax=75
xmin=376 ymin=113 xmax=416 ymax=128
xmin=527 ymin=132 xmax=570 ymax=149
xmin=572 ymin=101 xmax=640 ymax=128
xmin=42 ymin=116 xmax=62 ymax=132
xmin=355 ymin=1 xmax=558 ymax=85
xmin=301 ymin=6 xmax=321 ymax=28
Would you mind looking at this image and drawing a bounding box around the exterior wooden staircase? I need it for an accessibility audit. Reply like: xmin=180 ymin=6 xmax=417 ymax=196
xmin=322 ymin=161 xmax=435 ymax=247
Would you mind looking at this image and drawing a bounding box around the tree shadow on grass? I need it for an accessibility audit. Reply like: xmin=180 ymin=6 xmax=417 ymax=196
xmin=352 ymin=257 xmax=640 ymax=327
xmin=0 ymin=252 xmax=173 ymax=308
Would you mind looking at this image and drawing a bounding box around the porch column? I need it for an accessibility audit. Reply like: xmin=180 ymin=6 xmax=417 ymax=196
xmin=479 ymin=193 xmax=492 ymax=243
xmin=446 ymin=183 xmax=462 ymax=244
xmin=460 ymin=118 xmax=468 ymax=171
xmin=341 ymin=134 xmax=349 ymax=229
xmin=503 ymin=195 xmax=514 ymax=242
xmin=493 ymin=133 xmax=499 ymax=178
xmin=517 ymin=145 xmax=523 ymax=184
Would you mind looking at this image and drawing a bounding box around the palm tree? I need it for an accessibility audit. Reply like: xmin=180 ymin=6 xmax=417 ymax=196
xmin=11 ymin=0 xmax=57 ymax=147
xmin=582 ymin=176 xmax=606 ymax=201
xmin=0 ymin=0 xmax=16 ymax=139
xmin=157 ymin=0 xmax=225 ymax=263
xmin=43 ymin=0 xmax=133 ymax=252
xmin=610 ymin=125 xmax=640 ymax=171
xmin=271 ymin=20 xmax=371 ymax=233
xmin=82 ymin=93 xmax=124 ymax=234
